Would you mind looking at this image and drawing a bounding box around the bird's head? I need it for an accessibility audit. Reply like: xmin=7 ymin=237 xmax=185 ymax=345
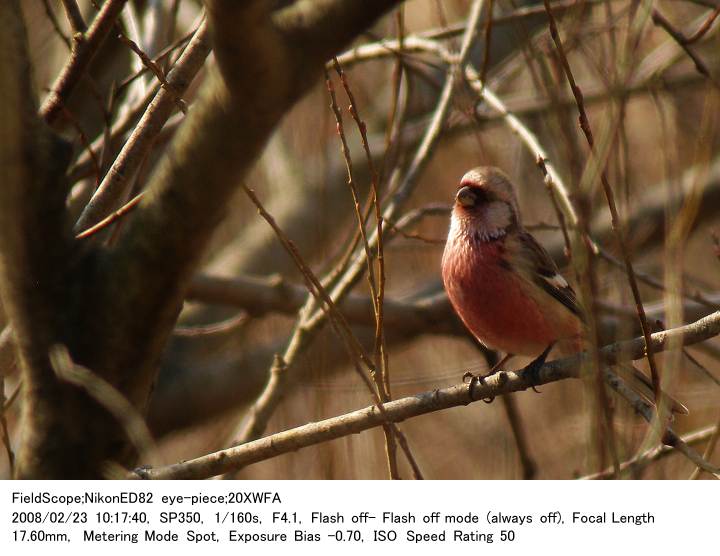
xmin=451 ymin=166 xmax=521 ymax=242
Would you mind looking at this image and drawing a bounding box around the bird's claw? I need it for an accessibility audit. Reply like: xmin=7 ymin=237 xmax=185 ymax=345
xmin=463 ymin=370 xmax=499 ymax=403
xmin=523 ymin=343 xmax=554 ymax=391
xmin=463 ymin=371 xmax=496 ymax=403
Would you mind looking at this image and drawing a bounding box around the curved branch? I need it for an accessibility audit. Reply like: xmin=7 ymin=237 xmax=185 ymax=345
xmin=137 ymin=311 xmax=720 ymax=479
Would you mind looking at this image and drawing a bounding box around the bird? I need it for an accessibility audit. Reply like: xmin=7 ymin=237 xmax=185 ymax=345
xmin=442 ymin=166 xmax=581 ymax=362
xmin=441 ymin=166 xmax=687 ymax=413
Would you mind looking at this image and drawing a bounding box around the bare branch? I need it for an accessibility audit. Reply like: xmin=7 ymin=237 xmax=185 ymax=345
xmin=651 ymin=8 xmax=717 ymax=81
xmin=136 ymin=312 xmax=720 ymax=479
xmin=49 ymin=346 xmax=158 ymax=466
xmin=75 ymin=20 xmax=211 ymax=230
xmin=581 ymin=424 xmax=719 ymax=480
xmin=42 ymin=0 xmax=71 ymax=49
xmin=75 ymin=192 xmax=144 ymax=240
xmin=40 ymin=0 xmax=129 ymax=124
xmin=543 ymin=0 xmax=663 ymax=409
xmin=60 ymin=0 xmax=87 ymax=34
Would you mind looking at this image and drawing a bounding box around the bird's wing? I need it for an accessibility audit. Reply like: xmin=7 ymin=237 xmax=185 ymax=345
xmin=516 ymin=230 xmax=585 ymax=321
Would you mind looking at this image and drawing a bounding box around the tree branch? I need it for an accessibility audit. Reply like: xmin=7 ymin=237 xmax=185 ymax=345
xmin=108 ymin=0 xmax=403 ymax=331
xmin=136 ymin=311 xmax=720 ymax=479
xmin=74 ymin=20 xmax=212 ymax=231
xmin=580 ymin=424 xmax=718 ymax=480
xmin=144 ymin=153 xmax=720 ymax=435
xmin=37 ymin=0 xmax=404 ymax=474
xmin=187 ymin=273 xmax=461 ymax=335
xmin=0 ymin=0 xmax=106 ymax=478
xmin=40 ymin=0 xmax=129 ymax=125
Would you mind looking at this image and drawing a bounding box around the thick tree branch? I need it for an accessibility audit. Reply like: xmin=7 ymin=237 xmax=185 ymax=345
xmin=74 ymin=20 xmax=212 ymax=231
xmin=188 ymin=273 xmax=461 ymax=335
xmin=35 ymin=0 xmax=404 ymax=473
xmin=136 ymin=312 xmax=720 ymax=479
xmin=188 ymin=273 xmax=720 ymax=343
xmin=108 ymin=0 xmax=402 ymax=333
xmin=0 ymin=1 xmax=99 ymax=478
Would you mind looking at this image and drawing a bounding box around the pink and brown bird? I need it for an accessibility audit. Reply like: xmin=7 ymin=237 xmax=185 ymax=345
xmin=441 ymin=166 xmax=687 ymax=413
xmin=442 ymin=166 xmax=581 ymax=366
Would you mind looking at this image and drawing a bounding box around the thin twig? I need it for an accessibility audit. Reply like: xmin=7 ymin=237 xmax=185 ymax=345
xmin=651 ymin=8 xmax=715 ymax=80
xmin=327 ymin=62 xmax=399 ymax=478
xmin=689 ymin=411 xmax=720 ymax=479
xmin=41 ymin=0 xmax=71 ymax=49
xmin=596 ymin=246 xmax=720 ymax=310
xmin=333 ymin=59 xmax=389 ymax=400
xmin=537 ymin=156 xmax=573 ymax=259
xmin=324 ymin=70 xmax=381 ymax=374
xmin=480 ymin=0 xmax=494 ymax=87
xmin=60 ymin=0 xmax=87 ymax=33
xmin=59 ymin=106 xmax=102 ymax=185
xmin=117 ymin=24 xmax=198 ymax=94
xmin=386 ymin=225 xmax=445 ymax=244
xmin=1 ymin=381 xmax=20 ymax=411
xmin=333 ymin=62 xmax=394 ymax=411
xmin=40 ymin=0 xmax=129 ymax=124
xmin=173 ymin=312 xmax=249 ymax=337
xmin=581 ymin=423 xmax=718 ymax=479
xmin=117 ymin=33 xmax=187 ymax=114
xmin=75 ymin=192 xmax=144 ymax=239
xmin=685 ymin=5 xmax=720 ymax=43
xmin=543 ymin=0 xmax=663 ymax=411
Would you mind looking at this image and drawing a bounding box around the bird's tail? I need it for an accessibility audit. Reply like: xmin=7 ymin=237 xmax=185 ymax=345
xmin=615 ymin=362 xmax=689 ymax=415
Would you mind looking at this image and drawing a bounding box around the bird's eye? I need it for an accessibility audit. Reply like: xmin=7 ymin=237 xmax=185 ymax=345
xmin=456 ymin=186 xmax=476 ymax=207
xmin=456 ymin=186 xmax=490 ymax=207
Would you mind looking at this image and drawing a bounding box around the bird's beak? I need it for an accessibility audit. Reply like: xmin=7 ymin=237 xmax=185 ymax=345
xmin=456 ymin=186 xmax=476 ymax=208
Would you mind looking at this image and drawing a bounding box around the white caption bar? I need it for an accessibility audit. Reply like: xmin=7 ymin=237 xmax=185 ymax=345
xmin=0 ymin=480 xmax=715 ymax=555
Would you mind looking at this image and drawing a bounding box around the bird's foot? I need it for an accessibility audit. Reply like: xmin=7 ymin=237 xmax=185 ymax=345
xmin=463 ymin=354 xmax=514 ymax=404
xmin=463 ymin=371 xmax=496 ymax=404
xmin=522 ymin=343 xmax=554 ymax=392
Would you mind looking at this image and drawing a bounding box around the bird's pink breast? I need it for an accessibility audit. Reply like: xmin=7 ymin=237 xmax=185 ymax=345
xmin=442 ymin=238 xmax=578 ymax=356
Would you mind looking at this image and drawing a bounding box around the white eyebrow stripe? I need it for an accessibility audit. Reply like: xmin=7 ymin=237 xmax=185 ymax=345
xmin=542 ymin=273 xmax=569 ymax=290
